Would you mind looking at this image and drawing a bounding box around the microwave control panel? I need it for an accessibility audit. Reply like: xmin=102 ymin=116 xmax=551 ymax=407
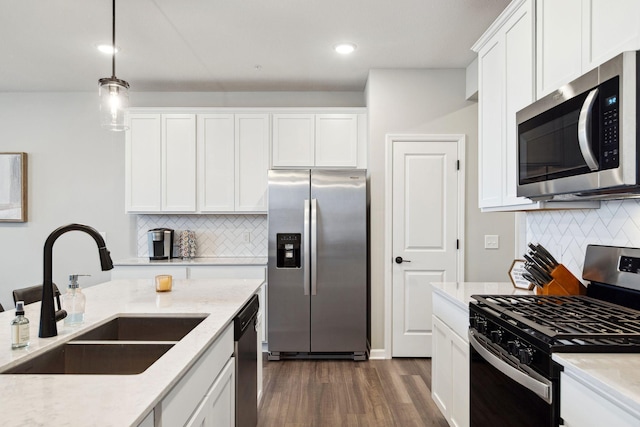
xmin=600 ymin=77 xmax=619 ymax=169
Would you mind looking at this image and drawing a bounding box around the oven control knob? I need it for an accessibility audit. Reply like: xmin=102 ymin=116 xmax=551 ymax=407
xmin=518 ymin=348 xmax=534 ymax=365
xmin=507 ymin=340 xmax=521 ymax=356
xmin=475 ymin=319 xmax=487 ymax=334
xmin=490 ymin=329 xmax=503 ymax=344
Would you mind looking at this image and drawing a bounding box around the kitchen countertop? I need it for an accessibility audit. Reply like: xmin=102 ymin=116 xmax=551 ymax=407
xmin=0 ymin=277 xmax=263 ymax=426
xmin=431 ymin=281 xmax=533 ymax=310
xmin=114 ymin=256 xmax=267 ymax=266
xmin=553 ymin=353 xmax=640 ymax=418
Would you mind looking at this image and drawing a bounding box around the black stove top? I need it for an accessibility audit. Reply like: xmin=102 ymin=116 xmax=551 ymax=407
xmin=471 ymin=294 xmax=640 ymax=352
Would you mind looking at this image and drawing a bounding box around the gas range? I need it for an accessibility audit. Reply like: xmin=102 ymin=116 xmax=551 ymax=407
xmin=470 ymin=245 xmax=640 ymax=377
xmin=469 ymin=245 xmax=640 ymax=427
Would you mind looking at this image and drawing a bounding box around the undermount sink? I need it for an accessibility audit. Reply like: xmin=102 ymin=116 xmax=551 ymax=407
xmin=2 ymin=342 xmax=174 ymax=375
xmin=71 ymin=314 xmax=208 ymax=342
xmin=2 ymin=314 xmax=209 ymax=375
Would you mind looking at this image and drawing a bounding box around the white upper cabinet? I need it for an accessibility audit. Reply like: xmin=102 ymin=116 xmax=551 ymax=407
xmin=272 ymin=114 xmax=315 ymax=167
xmin=537 ymin=0 xmax=640 ymax=98
xmin=475 ymin=0 xmax=537 ymax=211
xmin=271 ymin=111 xmax=365 ymax=168
xmin=197 ymin=113 xmax=269 ymax=213
xmin=197 ymin=114 xmax=235 ymax=212
xmin=162 ymin=114 xmax=197 ymax=212
xmin=126 ymin=113 xmax=196 ymax=213
xmin=315 ymin=114 xmax=358 ymax=167
xmin=235 ymin=114 xmax=269 ymax=212
xmin=125 ymin=114 xmax=162 ymax=212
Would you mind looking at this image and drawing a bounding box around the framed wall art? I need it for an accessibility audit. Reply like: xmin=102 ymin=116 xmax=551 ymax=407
xmin=0 ymin=152 xmax=27 ymax=222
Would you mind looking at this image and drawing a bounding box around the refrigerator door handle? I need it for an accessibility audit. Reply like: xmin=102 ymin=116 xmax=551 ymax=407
xmin=303 ymin=199 xmax=311 ymax=296
xmin=311 ymin=198 xmax=318 ymax=296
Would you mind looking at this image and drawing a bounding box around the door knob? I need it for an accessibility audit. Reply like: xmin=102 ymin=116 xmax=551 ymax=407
xmin=395 ymin=256 xmax=411 ymax=264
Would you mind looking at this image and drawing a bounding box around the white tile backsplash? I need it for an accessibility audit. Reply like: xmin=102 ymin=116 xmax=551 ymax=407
xmin=136 ymin=214 xmax=267 ymax=257
xmin=526 ymin=200 xmax=640 ymax=280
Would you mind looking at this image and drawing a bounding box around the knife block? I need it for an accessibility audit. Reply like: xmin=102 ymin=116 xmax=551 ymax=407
xmin=535 ymin=264 xmax=587 ymax=296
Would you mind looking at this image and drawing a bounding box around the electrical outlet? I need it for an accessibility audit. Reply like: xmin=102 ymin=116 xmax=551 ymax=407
xmin=484 ymin=234 xmax=499 ymax=249
xmin=243 ymin=231 xmax=251 ymax=243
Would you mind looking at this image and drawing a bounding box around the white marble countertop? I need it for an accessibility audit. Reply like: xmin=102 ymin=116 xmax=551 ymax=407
xmin=431 ymin=281 xmax=533 ymax=310
xmin=553 ymin=353 xmax=640 ymax=418
xmin=0 ymin=278 xmax=263 ymax=426
xmin=114 ymin=256 xmax=267 ymax=266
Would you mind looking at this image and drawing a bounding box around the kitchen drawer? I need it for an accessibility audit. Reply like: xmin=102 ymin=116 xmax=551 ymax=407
xmin=433 ymin=291 xmax=468 ymax=340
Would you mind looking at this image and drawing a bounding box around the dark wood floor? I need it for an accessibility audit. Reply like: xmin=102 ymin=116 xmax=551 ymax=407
xmin=258 ymin=356 xmax=449 ymax=427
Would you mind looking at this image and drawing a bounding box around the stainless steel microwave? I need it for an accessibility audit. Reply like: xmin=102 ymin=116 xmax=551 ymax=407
xmin=516 ymin=50 xmax=639 ymax=201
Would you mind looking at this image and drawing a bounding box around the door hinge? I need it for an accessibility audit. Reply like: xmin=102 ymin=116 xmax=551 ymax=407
xmin=456 ymin=160 xmax=460 ymax=170
xmin=456 ymin=239 xmax=459 ymax=250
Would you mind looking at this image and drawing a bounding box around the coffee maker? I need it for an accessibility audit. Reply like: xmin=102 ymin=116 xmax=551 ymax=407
xmin=147 ymin=228 xmax=174 ymax=260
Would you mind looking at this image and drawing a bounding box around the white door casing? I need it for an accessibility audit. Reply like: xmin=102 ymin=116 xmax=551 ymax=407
xmin=385 ymin=134 xmax=465 ymax=358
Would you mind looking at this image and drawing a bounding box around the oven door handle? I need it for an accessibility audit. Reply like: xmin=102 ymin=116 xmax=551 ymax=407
xmin=469 ymin=329 xmax=553 ymax=404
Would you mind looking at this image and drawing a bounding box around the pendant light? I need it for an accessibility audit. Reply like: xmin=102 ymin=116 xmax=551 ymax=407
xmin=98 ymin=0 xmax=130 ymax=131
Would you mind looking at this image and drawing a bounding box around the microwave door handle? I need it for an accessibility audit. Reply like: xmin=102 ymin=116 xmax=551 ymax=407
xmin=577 ymin=88 xmax=600 ymax=171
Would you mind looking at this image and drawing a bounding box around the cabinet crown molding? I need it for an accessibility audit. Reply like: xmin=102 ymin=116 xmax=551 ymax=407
xmin=471 ymin=0 xmax=529 ymax=53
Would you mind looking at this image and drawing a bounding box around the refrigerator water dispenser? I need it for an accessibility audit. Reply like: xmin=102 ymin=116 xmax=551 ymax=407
xmin=276 ymin=233 xmax=301 ymax=268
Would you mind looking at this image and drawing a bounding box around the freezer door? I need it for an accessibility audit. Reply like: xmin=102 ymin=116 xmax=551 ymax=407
xmin=268 ymin=170 xmax=311 ymax=352
xmin=310 ymin=169 xmax=368 ymax=352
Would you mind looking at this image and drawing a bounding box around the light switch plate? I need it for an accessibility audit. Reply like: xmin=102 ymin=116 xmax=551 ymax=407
xmin=485 ymin=234 xmax=499 ymax=249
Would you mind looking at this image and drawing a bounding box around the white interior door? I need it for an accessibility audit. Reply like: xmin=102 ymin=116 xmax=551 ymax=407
xmin=391 ymin=137 xmax=461 ymax=357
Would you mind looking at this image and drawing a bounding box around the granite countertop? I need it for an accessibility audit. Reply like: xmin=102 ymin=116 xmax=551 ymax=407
xmin=0 ymin=277 xmax=263 ymax=426
xmin=114 ymin=256 xmax=268 ymax=266
xmin=553 ymin=353 xmax=640 ymax=418
xmin=431 ymin=281 xmax=534 ymax=310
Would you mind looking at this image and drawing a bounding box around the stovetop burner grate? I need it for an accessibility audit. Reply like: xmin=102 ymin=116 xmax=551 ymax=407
xmin=472 ymin=295 xmax=640 ymax=349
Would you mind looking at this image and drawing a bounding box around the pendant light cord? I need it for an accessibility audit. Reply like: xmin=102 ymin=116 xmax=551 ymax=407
xmin=111 ymin=0 xmax=116 ymax=78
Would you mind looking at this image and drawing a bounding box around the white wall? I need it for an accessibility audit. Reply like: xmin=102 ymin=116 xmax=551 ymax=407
xmin=0 ymin=90 xmax=363 ymax=311
xmin=366 ymin=69 xmax=515 ymax=351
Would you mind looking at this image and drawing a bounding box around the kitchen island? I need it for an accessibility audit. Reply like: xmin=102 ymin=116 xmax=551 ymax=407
xmin=0 ymin=277 xmax=263 ymax=426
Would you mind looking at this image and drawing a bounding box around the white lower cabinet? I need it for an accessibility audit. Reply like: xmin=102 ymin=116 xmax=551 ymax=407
xmin=186 ymin=358 xmax=235 ymax=427
xmin=561 ymin=372 xmax=640 ymax=427
xmin=432 ymin=291 xmax=469 ymax=427
xmin=160 ymin=324 xmax=234 ymax=426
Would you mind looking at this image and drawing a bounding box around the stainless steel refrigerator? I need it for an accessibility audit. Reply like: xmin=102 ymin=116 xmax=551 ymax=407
xmin=267 ymin=169 xmax=369 ymax=361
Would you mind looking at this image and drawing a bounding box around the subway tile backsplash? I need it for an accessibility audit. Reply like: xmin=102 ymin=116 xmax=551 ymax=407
xmin=526 ymin=199 xmax=640 ymax=280
xmin=137 ymin=214 xmax=267 ymax=258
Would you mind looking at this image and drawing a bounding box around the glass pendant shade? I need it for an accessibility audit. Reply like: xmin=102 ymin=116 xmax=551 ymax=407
xmin=99 ymin=77 xmax=130 ymax=131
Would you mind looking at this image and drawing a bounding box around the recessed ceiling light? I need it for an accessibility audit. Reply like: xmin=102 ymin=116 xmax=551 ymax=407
xmin=334 ymin=43 xmax=357 ymax=55
xmin=96 ymin=44 xmax=119 ymax=55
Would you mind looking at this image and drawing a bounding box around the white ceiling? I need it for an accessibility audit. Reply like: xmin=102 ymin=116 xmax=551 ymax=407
xmin=1 ymin=0 xmax=510 ymax=92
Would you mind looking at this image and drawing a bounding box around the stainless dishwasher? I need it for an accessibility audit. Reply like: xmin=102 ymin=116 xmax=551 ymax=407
xmin=234 ymin=294 xmax=259 ymax=427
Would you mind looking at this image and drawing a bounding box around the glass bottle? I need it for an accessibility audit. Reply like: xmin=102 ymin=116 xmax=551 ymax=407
xmin=11 ymin=301 xmax=30 ymax=349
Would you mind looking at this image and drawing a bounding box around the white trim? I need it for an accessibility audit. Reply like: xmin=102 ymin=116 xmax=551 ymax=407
xmin=368 ymin=349 xmax=387 ymax=360
xmin=471 ymin=0 xmax=527 ymax=52
xmin=384 ymin=134 xmax=466 ymax=359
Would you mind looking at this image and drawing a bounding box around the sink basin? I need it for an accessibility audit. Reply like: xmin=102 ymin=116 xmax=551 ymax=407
xmin=71 ymin=314 xmax=208 ymax=341
xmin=2 ymin=342 xmax=174 ymax=375
xmin=1 ymin=314 xmax=209 ymax=375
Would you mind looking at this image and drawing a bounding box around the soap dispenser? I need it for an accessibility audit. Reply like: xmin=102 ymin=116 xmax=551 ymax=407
xmin=63 ymin=274 xmax=88 ymax=325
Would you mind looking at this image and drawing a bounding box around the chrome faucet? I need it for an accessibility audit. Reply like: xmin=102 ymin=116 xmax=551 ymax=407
xmin=39 ymin=223 xmax=114 ymax=338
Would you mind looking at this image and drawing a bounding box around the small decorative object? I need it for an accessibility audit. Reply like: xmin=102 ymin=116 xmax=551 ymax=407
xmin=179 ymin=230 xmax=197 ymax=259
xmin=509 ymin=259 xmax=534 ymax=290
xmin=155 ymin=274 xmax=172 ymax=292
xmin=0 ymin=153 xmax=27 ymax=223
